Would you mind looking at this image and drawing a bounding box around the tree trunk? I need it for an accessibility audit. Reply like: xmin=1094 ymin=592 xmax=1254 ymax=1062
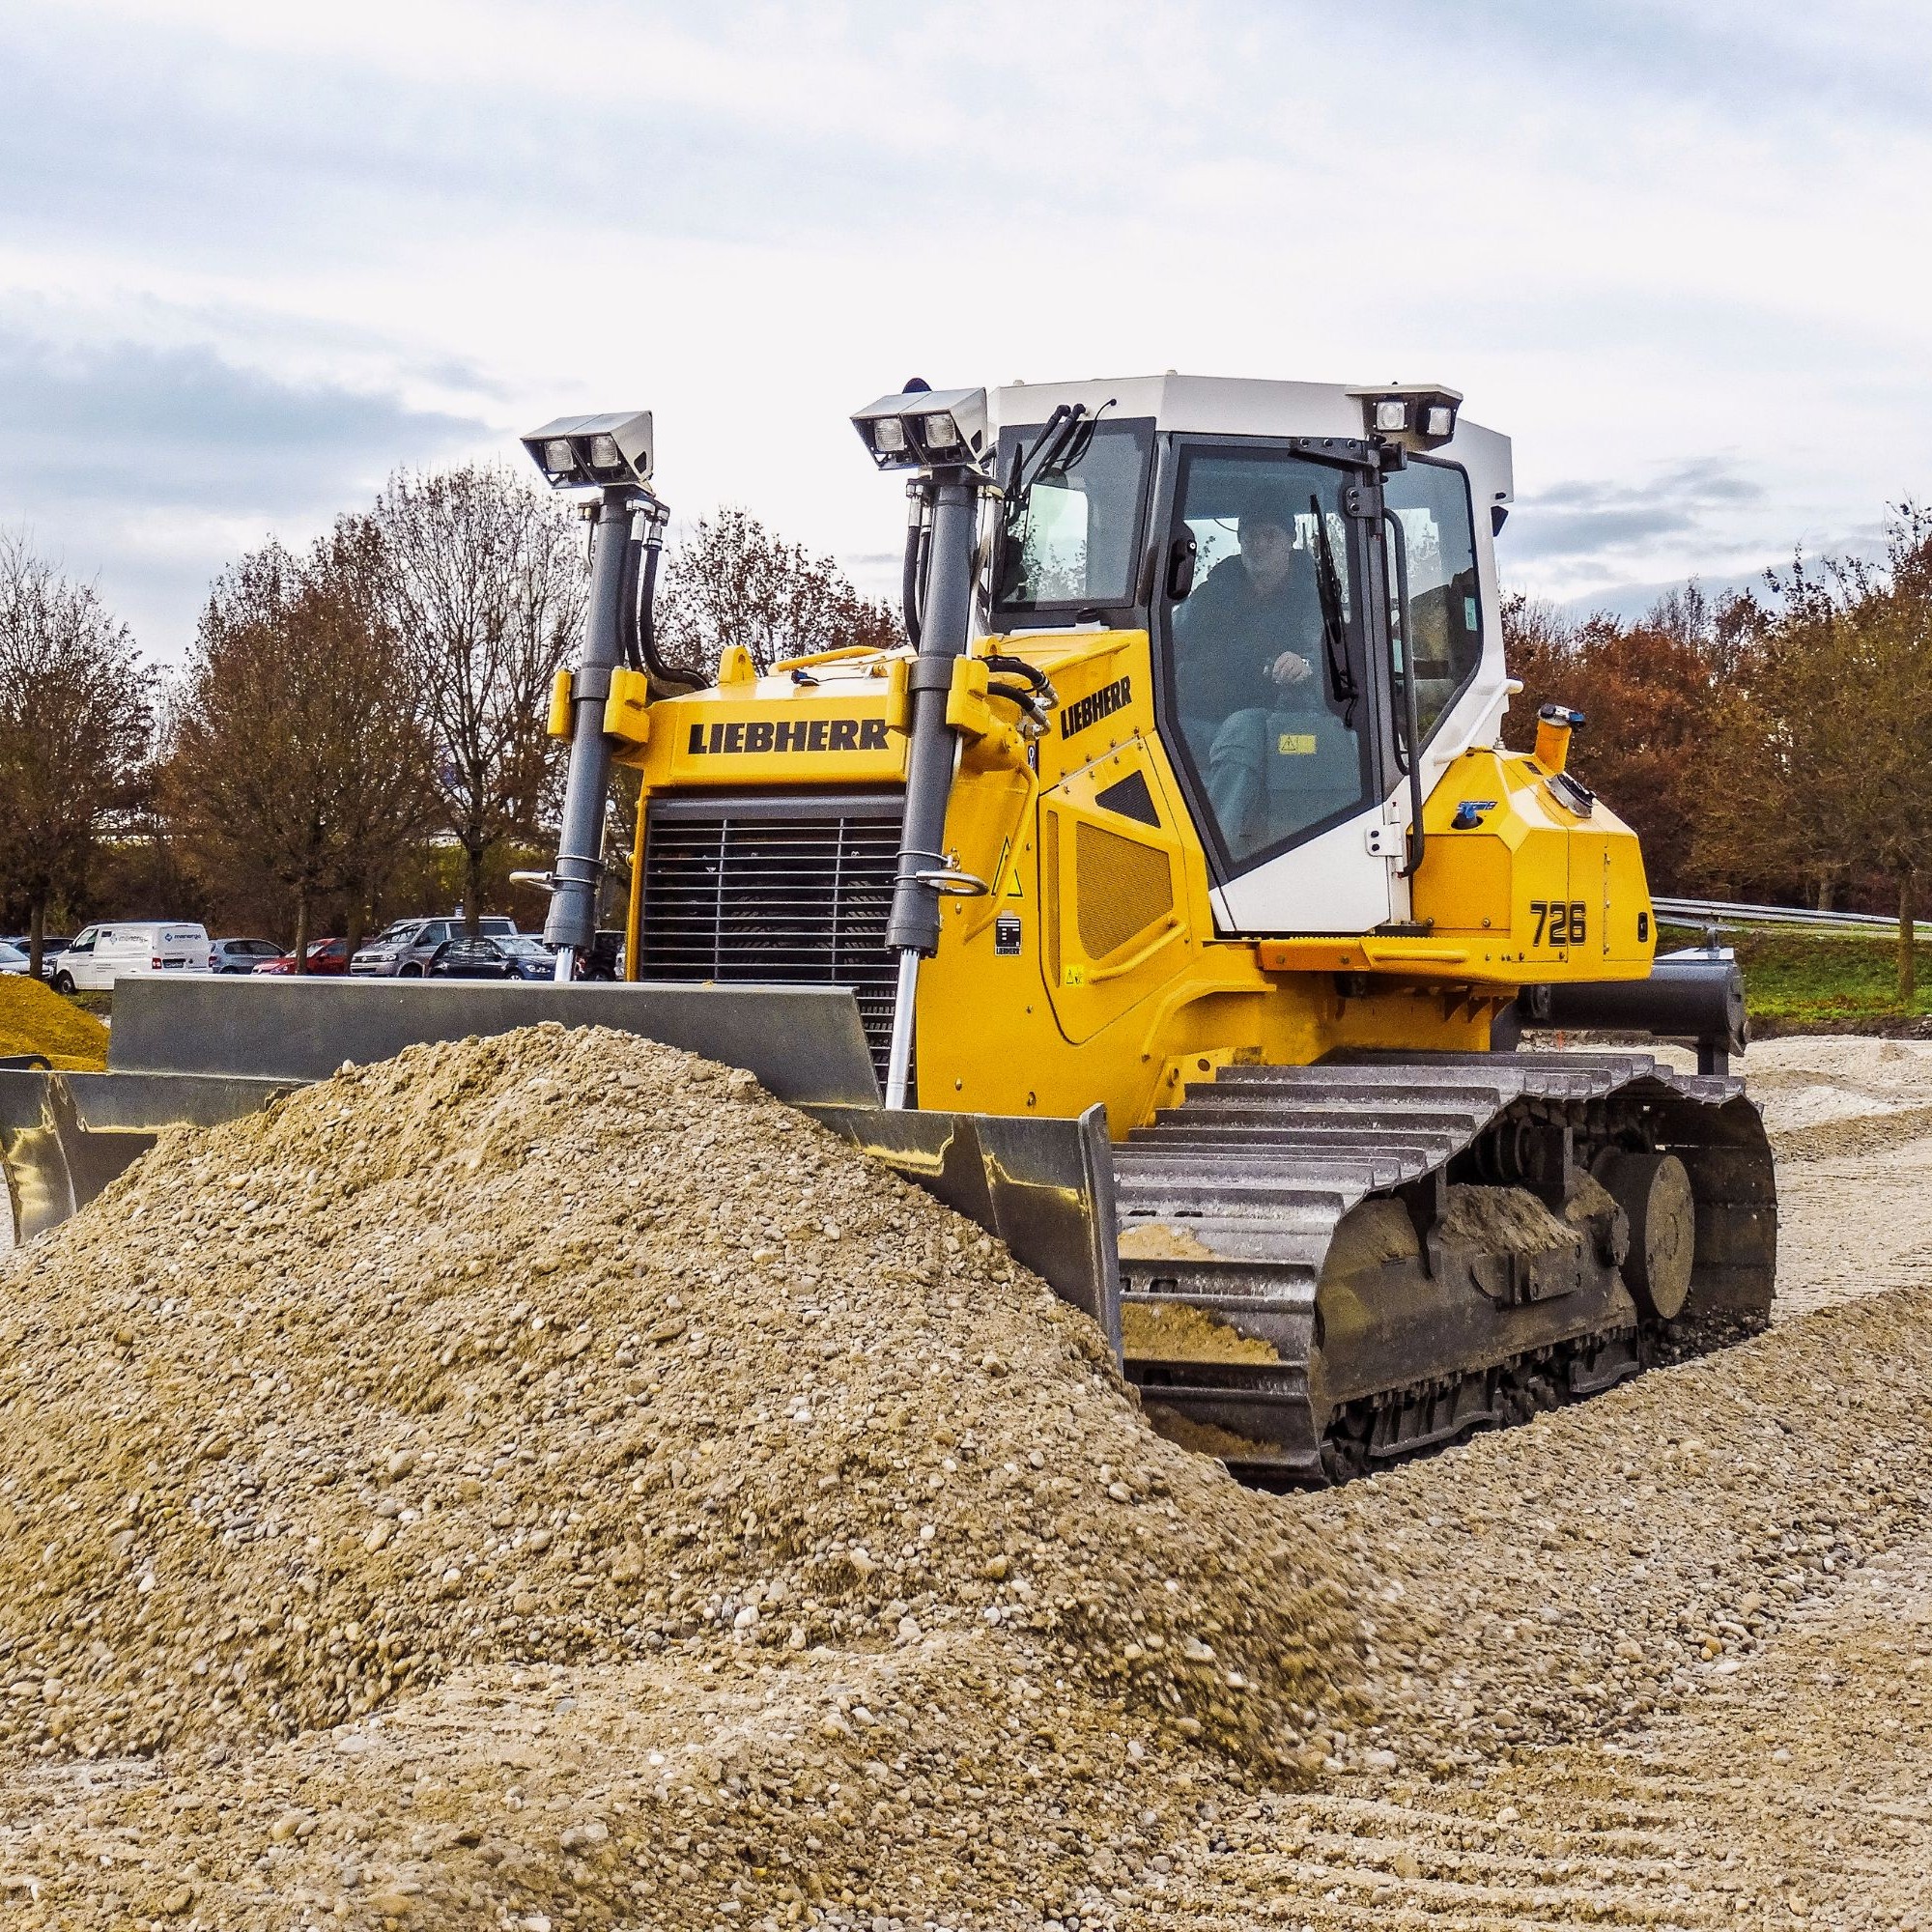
xmin=293 ymin=891 xmax=311 ymax=977
xmin=1816 ymin=871 xmax=1837 ymax=913
xmin=27 ymin=895 xmax=45 ymax=980
xmin=1899 ymin=868 xmax=1917 ymax=1007
xmin=465 ymin=842 xmax=485 ymax=938
xmin=345 ymin=899 xmax=367 ymax=964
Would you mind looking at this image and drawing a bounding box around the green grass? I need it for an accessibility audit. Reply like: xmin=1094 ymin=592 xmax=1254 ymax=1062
xmin=1689 ymin=925 xmax=1932 ymax=1032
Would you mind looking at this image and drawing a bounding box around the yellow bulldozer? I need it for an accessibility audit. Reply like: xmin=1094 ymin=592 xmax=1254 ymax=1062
xmin=0 ymin=376 xmax=1774 ymax=1484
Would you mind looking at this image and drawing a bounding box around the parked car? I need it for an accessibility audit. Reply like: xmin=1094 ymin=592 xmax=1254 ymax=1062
xmin=351 ymin=916 xmax=518 ymax=978
xmin=210 ymin=937 xmax=287 ymax=974
xmin=0 ymin=941 xmax=30 ymax=977
xmin=425 ymin=935 xmax=557 ymax=982
xmin=51 ymin=923 xmax=213 ymax=994
xmin=252 ymin=938 xmax=352 ymax=977
xmin=1 ymin=935 xmax=69 ymax=979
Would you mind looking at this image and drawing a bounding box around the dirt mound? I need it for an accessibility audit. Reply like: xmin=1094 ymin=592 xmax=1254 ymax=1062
xmin=0 ymin=977 xmax=108 ymax=1070
xmin=0 ymin=1025 xmax=1366 ymax=1789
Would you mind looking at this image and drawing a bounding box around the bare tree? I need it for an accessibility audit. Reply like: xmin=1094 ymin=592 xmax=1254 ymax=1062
xmin=160 ymin=523 xmax=438 ymax=971
xmin=311 ymin=517 xmax=442 ymax=957
xmin=655 ymin=506 xmax=901 ymax=677
xmin=373 ymin=464 xmax=587 ymax=937
xmin=0 ymin=534 xmax=154 ymax=977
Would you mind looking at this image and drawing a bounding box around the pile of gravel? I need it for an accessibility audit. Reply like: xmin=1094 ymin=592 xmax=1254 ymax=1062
xmin=0 ymin=1026 xmax=1367 ymax=1784
xmin=0 ymin=976 xmax=108 ymax=1071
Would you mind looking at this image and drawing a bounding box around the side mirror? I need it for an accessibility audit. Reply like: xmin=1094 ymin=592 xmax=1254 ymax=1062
xmin=1166 ymin=532 xmax=1198 ymax=602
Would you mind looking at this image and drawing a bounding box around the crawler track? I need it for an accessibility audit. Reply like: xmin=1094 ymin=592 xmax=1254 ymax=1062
xmin=1115 ymin=1050 xmax=1776 ymax=1483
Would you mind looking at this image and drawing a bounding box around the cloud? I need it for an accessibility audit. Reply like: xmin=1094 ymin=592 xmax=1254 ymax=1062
xmin=1505 ymin=460 xmax=1767 ymax=562
xmin=2 ymin=2 xmax=1930 ymax=643
xmin=0 ymin=324 xmax=497 ymax=657
xmin=0 ymin=327 xmax=490 ymax=515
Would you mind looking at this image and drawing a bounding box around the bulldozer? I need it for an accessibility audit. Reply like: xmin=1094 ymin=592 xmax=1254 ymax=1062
xmin=0 ymin=377 xmax=1774 ymax=1484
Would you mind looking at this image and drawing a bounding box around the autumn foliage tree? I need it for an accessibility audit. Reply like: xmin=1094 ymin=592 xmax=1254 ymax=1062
xmin=1694 ymin=508 xmax=1932 ymax=999
xmin=1501 ymin=582 xmax=1749 ymax=895
xmin=160 ymin=521 xmax=439 ymax=968
xmin=0 ymin=535 xmax=154 ymax=975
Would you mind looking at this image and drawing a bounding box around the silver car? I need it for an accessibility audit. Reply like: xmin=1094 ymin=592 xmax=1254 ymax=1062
xmin=350 ymin=916 xmax=518 ymax=978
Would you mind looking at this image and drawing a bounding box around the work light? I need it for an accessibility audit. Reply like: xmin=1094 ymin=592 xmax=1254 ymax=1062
xmin=521 ymin=412 xmax=655 ymax=491
xmin=1350 ymin=385 xmax=1463 ymax=453
xmin=851 ymin=387 xmax=991 ymax=473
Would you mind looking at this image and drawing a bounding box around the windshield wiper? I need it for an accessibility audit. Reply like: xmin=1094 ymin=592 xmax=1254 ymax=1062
xmin=1310 ymin=494 xmax=1357 ymax=720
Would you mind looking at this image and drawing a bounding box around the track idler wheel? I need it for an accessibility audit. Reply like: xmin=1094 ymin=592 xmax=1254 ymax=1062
xmin=1595 ymin=1150 xmax=1695 ymax=1321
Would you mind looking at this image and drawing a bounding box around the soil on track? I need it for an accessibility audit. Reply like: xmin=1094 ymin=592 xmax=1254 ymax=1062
xmin=3 ymin=1030 xmax=1932 ymax=1930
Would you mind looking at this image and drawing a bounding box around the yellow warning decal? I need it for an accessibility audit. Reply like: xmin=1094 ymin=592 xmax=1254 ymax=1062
xmin=1277 ymin=732 xmax=1317 ymax=755
xmin=994 ymin=837 xmax=1023 ymax=899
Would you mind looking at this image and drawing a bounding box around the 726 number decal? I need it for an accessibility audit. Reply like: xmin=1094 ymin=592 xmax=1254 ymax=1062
xmin=1530 ymin=900 xmax=1588 ymax=947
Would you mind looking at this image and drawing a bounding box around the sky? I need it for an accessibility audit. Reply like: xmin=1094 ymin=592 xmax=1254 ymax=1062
xmin=1 ymin=0 xmax=1928 ymax=663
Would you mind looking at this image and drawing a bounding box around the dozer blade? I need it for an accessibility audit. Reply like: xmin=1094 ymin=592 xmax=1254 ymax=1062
xmin=1115 ymin=1050 xmax=1776 ymax=1485
xmin=103 ymin=977 xmax=884 ymax=1101
xmin=1 ymin=980 xmax=1122 ymax=1347
xmin=805 ymin=1103 xmax=1121 ymax=1354
xmin=0 ymin=1068 xmax=297 ymax=1245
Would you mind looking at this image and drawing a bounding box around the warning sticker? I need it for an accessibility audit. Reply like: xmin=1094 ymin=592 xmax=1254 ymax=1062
xmin=1277 ymin=732 xmax=1317 ymax=755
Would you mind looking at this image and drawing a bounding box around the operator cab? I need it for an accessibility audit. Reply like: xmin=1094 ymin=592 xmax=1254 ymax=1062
xmin=983 ymin=375 xmax=1514 ymax=934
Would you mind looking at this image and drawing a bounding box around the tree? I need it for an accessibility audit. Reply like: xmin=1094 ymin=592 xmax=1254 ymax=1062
xmin=1695 ymin=509 xmax=1932 ymax=1000
xmin=1500 ymin=587 xmax=1736 ymax=897
xmin=655 ymin=506 xmax=901 ymax=677
xmin=373 ymin=465 xmax=587 ymax=938
xmin=0 ymin=535 xmax=154 ymax=976
xmin=159 ymin=523 xmax=439 ymax=970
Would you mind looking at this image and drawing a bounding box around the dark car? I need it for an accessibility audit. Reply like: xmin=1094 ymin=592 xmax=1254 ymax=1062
xmin=425 ymin=935 xmax=557 ymax=982
xmin=252 ymin=938 xmax=352 ymax=976
xmin=1 ymin=935 xmax=69 ymax=979
xmin=351 ymin=915 xmax=518 ymax=978
xmin=210 ymin=937 xmax=286 ymax=974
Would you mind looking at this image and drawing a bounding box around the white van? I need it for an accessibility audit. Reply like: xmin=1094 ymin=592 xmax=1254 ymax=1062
xmin=52 ymin=923 xmax=213 ymax=993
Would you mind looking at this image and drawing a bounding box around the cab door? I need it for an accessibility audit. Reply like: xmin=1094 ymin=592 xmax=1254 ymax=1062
xmin=1153 ymin=440 xmax=1400 ymax=934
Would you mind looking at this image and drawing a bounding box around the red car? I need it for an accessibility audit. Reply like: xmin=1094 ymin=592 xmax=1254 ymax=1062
xmin=252 ymin=938 xmax=352 ymax=976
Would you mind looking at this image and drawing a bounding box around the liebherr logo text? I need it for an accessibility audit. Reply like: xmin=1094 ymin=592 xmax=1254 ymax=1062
xmin=1059 ymin=676 xmax=1130 ymax=739
xmin=686 ymin=717 xmax=890 ymax=755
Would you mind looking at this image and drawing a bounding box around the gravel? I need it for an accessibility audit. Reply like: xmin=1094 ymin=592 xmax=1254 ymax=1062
xmin=2 ymin=1025 xmax=1931 ymax=1928
xmin=0 ymin=1023 xmax=1369 ymax=1926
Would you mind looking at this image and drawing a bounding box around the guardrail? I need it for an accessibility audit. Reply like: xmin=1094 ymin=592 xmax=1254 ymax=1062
xmin=1653 ymin=895 xmax=1927 ymax=936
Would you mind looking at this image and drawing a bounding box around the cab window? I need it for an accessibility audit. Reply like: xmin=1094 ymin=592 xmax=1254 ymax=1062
xmin=1383 ymin=458 xmax=1483 ymax=744
xmin=992 ymin=417 xmax=1153 ymax=617
xmin=1163 ymin=447 xmax=1375 ymax=872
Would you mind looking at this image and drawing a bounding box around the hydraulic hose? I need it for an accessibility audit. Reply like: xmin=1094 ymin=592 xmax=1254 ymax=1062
xmin=883 ymin=471 xmax=979 ymax=1107
xmin=632 ymin=508 xmax=705 ymax=697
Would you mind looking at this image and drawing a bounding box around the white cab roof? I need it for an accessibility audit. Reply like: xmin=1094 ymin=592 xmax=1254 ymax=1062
xmin=988 ymin=374 xmax=1513 ymax=505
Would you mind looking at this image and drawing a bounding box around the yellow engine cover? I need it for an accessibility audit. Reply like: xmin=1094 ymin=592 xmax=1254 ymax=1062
xmin=620 ymin=631 xmax=1656 ymax=1134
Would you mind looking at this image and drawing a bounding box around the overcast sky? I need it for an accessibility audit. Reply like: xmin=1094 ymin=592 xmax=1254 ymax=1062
xmin=2 ymin=0 xmax=1927 ymax=662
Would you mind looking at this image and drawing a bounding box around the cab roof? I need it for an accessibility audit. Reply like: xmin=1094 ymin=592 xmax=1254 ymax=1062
xmin=988 ymin=374 xmax=1513 ymax=504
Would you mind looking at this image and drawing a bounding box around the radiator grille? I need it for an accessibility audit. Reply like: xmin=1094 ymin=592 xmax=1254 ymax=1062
xmin=638 ymin=790 xmax=904 ymax=1093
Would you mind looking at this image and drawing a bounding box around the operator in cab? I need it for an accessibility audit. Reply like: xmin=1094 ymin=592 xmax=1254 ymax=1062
xmin=1173 ymin=490 xmax=1340 ymax=859
xmin=1173 ymin=492 xmax=1323 ymax=724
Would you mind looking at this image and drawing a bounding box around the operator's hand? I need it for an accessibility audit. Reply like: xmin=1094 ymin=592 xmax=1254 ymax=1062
xmin=1268 ymin=651 xmax=1314 ymax=688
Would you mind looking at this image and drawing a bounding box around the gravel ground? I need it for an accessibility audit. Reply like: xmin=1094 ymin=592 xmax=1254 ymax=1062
xmin=2 ymin=1030 xmax=1931 ymax=1929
